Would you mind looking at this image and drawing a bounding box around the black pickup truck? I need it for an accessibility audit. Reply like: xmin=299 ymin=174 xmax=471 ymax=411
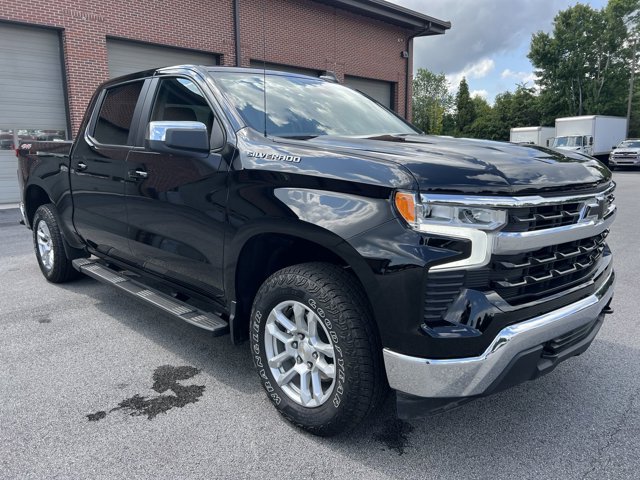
xmin=17 ymin=66 xmax=616 ymax=436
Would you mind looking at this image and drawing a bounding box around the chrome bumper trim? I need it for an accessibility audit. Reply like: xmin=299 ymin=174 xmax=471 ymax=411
xmin=383 ymin=271 xmax=614 ymax=398
xmin=419 ymin=184 xmax=614 ymax=208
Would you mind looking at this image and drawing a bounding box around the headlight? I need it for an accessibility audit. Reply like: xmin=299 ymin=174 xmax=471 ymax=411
xmin=393 ymin=191 xmax=507 ymax=271
xmin=394 ymin=192 xmax=507 ymax=231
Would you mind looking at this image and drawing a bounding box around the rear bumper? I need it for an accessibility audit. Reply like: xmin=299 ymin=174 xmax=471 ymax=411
xmin=384 ymin=270 xmax=614 ymax=409
xmin=19 ymin=202 xmax=27 ymax=226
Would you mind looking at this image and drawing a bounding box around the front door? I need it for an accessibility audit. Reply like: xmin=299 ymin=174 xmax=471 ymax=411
xmin=71 ymin=79 xmax=147 ymax=260
xmin=125 ymin=76 xmax=228 ymax=303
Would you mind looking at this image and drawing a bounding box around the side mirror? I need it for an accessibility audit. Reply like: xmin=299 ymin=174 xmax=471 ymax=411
xmin=145 ymin=121 xmax=209 ymax=156
xmin=589 ymin=137 xmax=593 ymax=146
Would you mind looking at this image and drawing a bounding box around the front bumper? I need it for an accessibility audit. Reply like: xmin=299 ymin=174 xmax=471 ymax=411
xmin=384 ymin=270 xmax=614 ymax=409
xmin=610 ymin=158 xmax=640 ymax=167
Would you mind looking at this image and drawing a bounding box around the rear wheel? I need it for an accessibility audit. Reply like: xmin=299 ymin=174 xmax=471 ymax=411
xmin=32 ymin=204 xmax=83 ymax=283
xmin=250 ymin=262 xmax=386 ymax=436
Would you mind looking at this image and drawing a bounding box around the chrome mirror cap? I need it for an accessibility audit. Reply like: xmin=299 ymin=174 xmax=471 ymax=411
xmin=146 ymin=121 xmax=207 ymax=142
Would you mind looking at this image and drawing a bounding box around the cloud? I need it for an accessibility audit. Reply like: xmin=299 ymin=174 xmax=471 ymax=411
xmin=470 ymin=89 xmax=489 ymax=99
xmin=446 ymin=58 xmax=495 ymax=88
xmin=501 ymin=69 xmax=537 ymax=85
xmin=390 ymin=0 xmax=579 ymax=75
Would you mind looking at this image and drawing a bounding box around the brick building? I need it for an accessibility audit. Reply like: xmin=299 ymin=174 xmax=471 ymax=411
xmin=0 ymin=0 xmax=449 ymax=203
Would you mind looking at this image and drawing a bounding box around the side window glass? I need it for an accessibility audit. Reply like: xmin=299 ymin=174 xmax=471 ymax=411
xmin=93 ymin=81 xmax=144 ymax=145
xmin=150 ymin=78 xmax=215 ymax=136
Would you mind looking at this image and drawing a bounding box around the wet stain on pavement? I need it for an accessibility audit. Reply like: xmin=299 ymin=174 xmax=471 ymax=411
xmin=37 ymin=317 xmax=52 ymax=324
xmin=374 ymin=419 xmax=414 ymax=455
xmin=87 ymin=411 xmax=107 ymax=421
xmin=86 ymin=365 xmax=205 ymax=422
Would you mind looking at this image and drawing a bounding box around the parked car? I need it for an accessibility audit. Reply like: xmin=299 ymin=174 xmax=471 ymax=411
xmin=609 ymin=139 xmax=640 ymax=169
xmin=17 ymin=66 xmax=616 ymax=436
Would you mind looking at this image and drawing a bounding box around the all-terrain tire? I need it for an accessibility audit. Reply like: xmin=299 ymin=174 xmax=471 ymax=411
xmin=32 ymin=204 xmax=83 ymax=283
xmin=250 ymin=262 xmax=387 ymax=436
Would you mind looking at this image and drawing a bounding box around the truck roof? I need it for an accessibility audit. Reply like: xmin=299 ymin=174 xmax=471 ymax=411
xmin=556 ymin=115 xmax=627 ymax=122
xmin=510 ymin=126 xmax=552 ymax=131
xmin=99 ymin=65 xmax=333 ymax=90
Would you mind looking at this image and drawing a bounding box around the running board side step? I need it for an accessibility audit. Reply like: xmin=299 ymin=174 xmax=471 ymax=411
xmin=72 ymin=258 xmax=229 ymax=336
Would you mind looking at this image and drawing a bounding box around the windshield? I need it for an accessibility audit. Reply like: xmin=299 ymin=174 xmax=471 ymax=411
xmin=618 ymin=140 xmax=640 ymax=148
xmin=553 ymin=136 xmax=582 ymax=147
xmin=212 ymin=72 xmax=418 ymax=138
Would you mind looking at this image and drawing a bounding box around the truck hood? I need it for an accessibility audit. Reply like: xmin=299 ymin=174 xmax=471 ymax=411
xmin=612 ymin=148 xmax=640 ymax=154
xmin=304 ymin=134 xmax=611 ymax=194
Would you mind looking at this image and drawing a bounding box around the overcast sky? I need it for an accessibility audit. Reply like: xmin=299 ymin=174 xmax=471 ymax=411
xmin=390 ymin=0 xmax=608 ymax=102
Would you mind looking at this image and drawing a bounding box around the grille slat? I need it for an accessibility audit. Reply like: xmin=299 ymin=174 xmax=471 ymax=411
xmin=504 ymin=202 xmax=583 ymax=232
xmin=490 ymin=232 xmax=607 ymax=304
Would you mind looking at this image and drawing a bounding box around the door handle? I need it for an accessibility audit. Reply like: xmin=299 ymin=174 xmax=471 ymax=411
xmin=129 ymin=169 xmax=149 ymax=179
xmin=76 ymin=162 xmax=87 ymax=172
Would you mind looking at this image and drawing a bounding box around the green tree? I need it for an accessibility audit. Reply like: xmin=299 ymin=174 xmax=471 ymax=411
xmin=528 ymin=2 xmax=631 ymax=116
xmin=467 ymin=97 xmax=504 ymax=140
xmin=630 ymin=76 xmax=640 ymax=137
xmin=455 ymin=77 xmax=476 ymax=134
xmin=412 ymin=68 xmax=454 ymax=134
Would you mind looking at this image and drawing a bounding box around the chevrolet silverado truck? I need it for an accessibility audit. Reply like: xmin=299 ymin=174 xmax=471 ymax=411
xmin=17 ymin=66 xmax=616 ymax=436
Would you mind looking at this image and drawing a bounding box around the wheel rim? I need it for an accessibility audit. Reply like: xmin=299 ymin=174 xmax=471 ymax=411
xmin=264 ymin=300 xmax=336 ymax=407
xmin=36 ymin=221 xmax=54 ymax=271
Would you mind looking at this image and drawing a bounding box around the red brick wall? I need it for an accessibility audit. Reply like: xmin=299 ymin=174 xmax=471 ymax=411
xmin=0 ymin=0 xmax=413 ymax=135
xmin=240 ymin=0 xmax=410 ymax=115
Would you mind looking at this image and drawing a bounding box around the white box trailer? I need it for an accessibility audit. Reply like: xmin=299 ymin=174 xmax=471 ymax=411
xmin=552 ymin=115 xmax=627 ymax=161
xmin=510 ymin=126 xmax=555 ymax=147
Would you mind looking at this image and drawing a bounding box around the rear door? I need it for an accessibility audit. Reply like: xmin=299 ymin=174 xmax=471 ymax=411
xmin=71 ymin=79 xmax=149 ymax=259
xmin=125 ymin=76 xmax=228 ymax=302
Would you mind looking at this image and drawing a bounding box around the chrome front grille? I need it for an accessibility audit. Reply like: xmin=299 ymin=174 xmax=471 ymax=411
xmin=613 ymin=151 xmax=639 ymax=160
xmin=503 ymin=202 xmax=583 ymax=232
xmin=424 ymin=184 xmax=615 ymax=310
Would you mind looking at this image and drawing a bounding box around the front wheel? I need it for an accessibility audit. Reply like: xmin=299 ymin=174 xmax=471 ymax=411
xmin=32 ymin=204 xmax=83 ymax=283
xmin=250 ymin=262 xmax=386 ymax=436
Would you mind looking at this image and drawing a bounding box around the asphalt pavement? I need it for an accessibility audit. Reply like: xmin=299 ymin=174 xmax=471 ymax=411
xmin=1 ymin=172 xmax=639 ymax=479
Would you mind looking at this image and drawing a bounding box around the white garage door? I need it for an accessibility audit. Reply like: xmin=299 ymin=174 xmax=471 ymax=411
xmin=344 ymin=76 xmax=393 ymax=109
xmin=107 ymin=39 xmax=218 ymax=78
xmin=0 ymin=23 xmax=68 ymax=204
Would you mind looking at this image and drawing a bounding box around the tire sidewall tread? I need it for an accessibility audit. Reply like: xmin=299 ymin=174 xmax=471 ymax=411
xmin=250 ymin=262 xmax=386 ymax=436
xmin=32 ymin=204 xmax=81 ymax=283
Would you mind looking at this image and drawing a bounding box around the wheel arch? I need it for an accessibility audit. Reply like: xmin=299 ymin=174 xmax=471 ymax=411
xmin=24 ymin=184 xmax=52 ymax=228
xmin=227 ymin=224 xmax=379 ymax=344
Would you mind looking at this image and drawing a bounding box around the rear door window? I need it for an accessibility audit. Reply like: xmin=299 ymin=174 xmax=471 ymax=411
xmin=93 ymin=81 xmax=144 ymax=145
